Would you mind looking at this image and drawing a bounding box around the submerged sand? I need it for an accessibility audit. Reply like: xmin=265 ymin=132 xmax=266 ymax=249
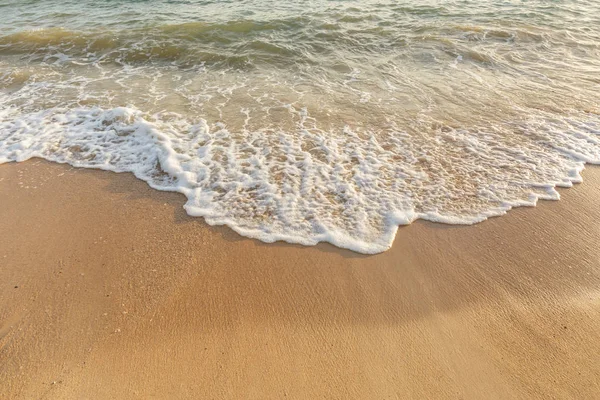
xmin=1 ymin=159 xmax=599 ymax=399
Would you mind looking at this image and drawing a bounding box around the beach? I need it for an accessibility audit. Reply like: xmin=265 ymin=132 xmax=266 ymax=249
xmin=2 ymin=1 xmax=600 ymax=398
xmin=1 ymin=159 xmax=599 ymax=399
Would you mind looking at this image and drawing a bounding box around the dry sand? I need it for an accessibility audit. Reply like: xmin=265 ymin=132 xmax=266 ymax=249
xmin=1 ymin=159 xmax=599 ymax=399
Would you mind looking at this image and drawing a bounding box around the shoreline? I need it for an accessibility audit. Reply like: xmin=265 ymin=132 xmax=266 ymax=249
xmin=1 ymin=159 xmax=600 ymax=399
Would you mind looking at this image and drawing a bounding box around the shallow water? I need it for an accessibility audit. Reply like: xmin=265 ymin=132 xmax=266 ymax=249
xmin=1 ymin=0 xmax=599 ymax=253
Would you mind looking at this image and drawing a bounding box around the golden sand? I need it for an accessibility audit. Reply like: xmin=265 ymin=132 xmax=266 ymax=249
xmin=1 ymin=159 xmax=599 ymax=399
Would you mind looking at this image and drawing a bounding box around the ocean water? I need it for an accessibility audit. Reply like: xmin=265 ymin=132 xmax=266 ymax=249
xmin=1 ymin=1 xmax=599 ymax=253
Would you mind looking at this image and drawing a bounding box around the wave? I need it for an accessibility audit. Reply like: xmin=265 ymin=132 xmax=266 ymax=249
xmin=0 ymin=20 xmax=577 ymax=69
xmin=2 ymin=1 xmax=600 ymax=253
xmin=1 ymin=102 xmax=599 ymax=253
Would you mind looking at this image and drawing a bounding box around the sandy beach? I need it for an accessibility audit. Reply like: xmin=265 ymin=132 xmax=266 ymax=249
xmin=1 ymin=159 xmax=599 ymax=399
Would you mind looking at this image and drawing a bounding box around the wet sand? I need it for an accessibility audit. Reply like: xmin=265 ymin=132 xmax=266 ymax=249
xmin=1 ymin=159 xmax=599 ymax=399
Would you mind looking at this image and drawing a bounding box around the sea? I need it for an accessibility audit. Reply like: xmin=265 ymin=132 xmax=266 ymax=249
xmin=1 ymin=0 xmax=599 ymax=253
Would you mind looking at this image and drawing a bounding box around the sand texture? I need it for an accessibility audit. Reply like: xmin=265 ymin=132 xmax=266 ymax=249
xmin=1 ymin=159 xmax=599 ymax=399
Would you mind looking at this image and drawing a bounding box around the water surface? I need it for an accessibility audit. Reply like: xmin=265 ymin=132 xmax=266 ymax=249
xmin=1 ymin=0 xmax=599 ymax=252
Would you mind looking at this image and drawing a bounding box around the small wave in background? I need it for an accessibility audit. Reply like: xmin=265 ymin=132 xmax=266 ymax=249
xmin=1 ymin=0 xmax=599 ymax=253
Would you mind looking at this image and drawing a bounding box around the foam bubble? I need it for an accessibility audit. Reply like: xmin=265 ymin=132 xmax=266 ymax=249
xmin=1 ymin=99 xmax=599 ymax=253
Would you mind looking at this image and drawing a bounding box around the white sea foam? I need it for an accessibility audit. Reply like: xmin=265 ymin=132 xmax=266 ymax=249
xmin=1 ymin=98 xmax=599 ymax=253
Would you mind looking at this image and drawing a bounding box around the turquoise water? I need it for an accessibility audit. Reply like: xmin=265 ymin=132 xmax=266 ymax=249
xmin=1 ymin=1 xmax=599 ymax=252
